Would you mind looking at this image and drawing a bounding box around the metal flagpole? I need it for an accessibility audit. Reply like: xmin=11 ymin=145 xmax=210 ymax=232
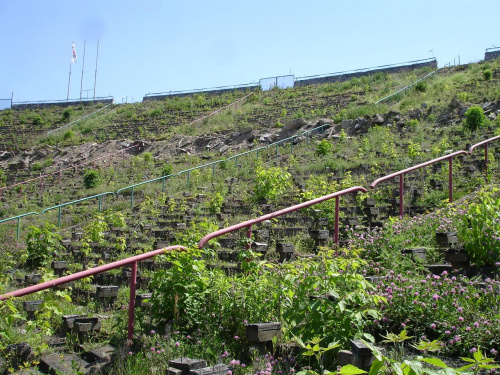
xmin=93 ymin=39 xmax=99 ymax=100
xmin=80 ymin=40 xmax=86 ymax=101
xmin=67 ymin=60 xmax=72 ymax=101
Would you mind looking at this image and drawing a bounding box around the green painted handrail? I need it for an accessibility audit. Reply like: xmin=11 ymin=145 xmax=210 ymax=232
xmin=177 ymin=160 xmax=226 ymax=189
xmin=116 ymin=174 xmax=176 ymax=209
xmin=0 ymin=212 xmax=39 ymax=240
xmin=226 ymin=147 xmax=267 ymax=167
xmin=41 ymin=192 xmax=115 ymax=227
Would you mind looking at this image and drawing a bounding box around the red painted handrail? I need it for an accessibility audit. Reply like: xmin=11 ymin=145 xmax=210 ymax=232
xmin=469 ymin=135 xmax=500 ymax=181
xmin=370 ymin=150 xmax=468 ymax=218
xmin=198 ymin=186 xmax=368 ymax=249
xmin=0 ymin=245 xmax=187 ymax=342
xmin=0 ymin=144 xmax=139 ymax=198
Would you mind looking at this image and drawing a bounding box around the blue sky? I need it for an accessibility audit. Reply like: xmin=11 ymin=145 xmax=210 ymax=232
xmin=1 ymin=0 xmax=498 ymax=106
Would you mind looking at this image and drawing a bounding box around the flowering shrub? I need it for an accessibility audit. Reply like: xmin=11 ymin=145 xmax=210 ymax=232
xmin=371 ymin=271 xmax=500 ymax=356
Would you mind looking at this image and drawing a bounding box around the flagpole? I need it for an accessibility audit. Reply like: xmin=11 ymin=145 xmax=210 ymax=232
xmin=67 ymin=60 xmax=72 ymax=102
xmin=93 ymin=39 xmax=99 ymax=101
xmin=80 ymin=40 xmax=86 ymax=101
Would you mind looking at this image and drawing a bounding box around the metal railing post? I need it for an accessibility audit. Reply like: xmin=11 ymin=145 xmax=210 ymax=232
xmin=162 ymin=177 xmax=166 ymax=192
xmin=58 ymin=206 xmax=62 ymax=227
xmin=448 ymin=158 xmax=453 ymax=203
xmin=212 ymin=163 xmax=216 ymax=178
xmin=246 ymin=225 xmax=252 ymax=250
xmin=334 ymin=196 xmax=340 ymax=244
xmin=128 ymin=261 xmax=138 ymax=343
xmin=484 ymin=143 xmax=489 ymax=182
xmin=130 ymin=187 xmax=134 ymax=209
xmin=98 ymin=195 xmax=103 ymax=212
xmin=399 ymin=174 xmax=404 ymax=219
xmin=16 ymin=217 xmax=21 ymax=241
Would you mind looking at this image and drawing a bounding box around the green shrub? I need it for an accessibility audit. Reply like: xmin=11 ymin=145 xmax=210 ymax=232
xmin=142 ymin=152 xmax=153 ymax=163
xmin=32 ymin=115 xmax=43 ymax=126
xmin=161 ymin=163 xmax=173 ymax=176
xmin=26 ymin=224 xmax=63 ymax=268
xmin=62 ymin=108 xmax=74 ymax=121
xmin=457 ymin=187 xmax=500 ymax=266
xmin=415 ymin=81 xmax=427 ymax=93
xmin=83 ymin=169 xmax=101 ymax=189
xmin=464 ymin=105 xmax=487 ymax=132
xmin=254 ymin=164 xmax=291 ymax=201
xmin=483 ymin=69 xmax=492 ymax=81
xmin=315 ymin=139 xmax=333 ymax=156
xmin=63 ymin=129 xmax=74 ymax=140
xmin=293 ymin=110 xmax=304 ymax=119
xmin=150 ymin=108 xmax=162 ymax=117
xmin=31 ymin=162 xmax=42 ymax=171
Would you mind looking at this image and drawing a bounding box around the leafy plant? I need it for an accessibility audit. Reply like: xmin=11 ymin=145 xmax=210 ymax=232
xmin=415 ymin=81 xmax=427 ymax=93
xmin=456 ymin=187 xmax=500 ymax=266
xmin=253 ymin=163 xmax=292 ymax=202
xmin=161 ymin=163 xmax=173 ymax=176
xmin=62 ymin=108 xmax=74 ymax=121
xmin=83 ymin=169 xmax=101 ymax=189
xmin=206 ymin=191 xmax=224 ymax=214
xmin=26 ymin=223 xmax=63 ymax=268
xmin=316 ymin=140 xmax=333 ymax=156
xmin=483 ymin=70 xmax=492 ymax=81
xmin=464 ymin=105 xmax=487 ymax=133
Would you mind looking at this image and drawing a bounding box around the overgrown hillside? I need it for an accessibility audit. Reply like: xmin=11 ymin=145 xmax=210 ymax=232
xmin=0 ymin=58 xmax=500 ymax=375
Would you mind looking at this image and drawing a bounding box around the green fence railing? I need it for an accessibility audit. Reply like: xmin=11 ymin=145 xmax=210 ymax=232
xmin=116 ymin=174 xmax=176 ymax=209
xmin=41 ymin=192 xmax=115 ymax=227
xmin=0 ymin=212 xmax=39 ymax=240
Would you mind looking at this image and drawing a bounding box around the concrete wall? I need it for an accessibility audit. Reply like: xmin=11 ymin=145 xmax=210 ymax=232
xmin=144 ymin=59 xmax=438 ymax=102
xmin=143 ymin=85 xmax=258 ymax=102
xmin=294 ymin=60 xmax=438 ymax=87
xmin=485 ymin=50 xmax=500 ymax=61
xmin=12 ymin=98 xmax=114 ymax=110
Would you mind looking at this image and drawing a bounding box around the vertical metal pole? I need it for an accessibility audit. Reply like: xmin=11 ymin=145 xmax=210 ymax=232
xmin=127 ymin=261 xmax=138 ymax=343
xmin=235 ymin=157 xmax=238 ymax=168
xmin=130 ymin=187 xmax=134 ymax=209
xmin=162 ymin=177 xmax=166 ymax=192
xmin=484 ymin=143 xmax=489 ymax=182
xmin=79 ymin=40 xmax=86 ymax=101
xmin=67 ymin=60 xmax=72 ymax=101
xmin=93 ymin=39 xmax=99 ymax=101
xmin=449 ymin=158 xmax=453 ymax=203
xmin=58 ymin=206 xmax=62 ymax=227
xmin=246 ymin=225 xmax=252 ymax=250
xmin=16 ymin=217 xmax=20 ymax=241
xmin=334 ymin=196 xmax=340 ymax=244
xmin=257 ymin=149 xmax=260 ymax=159
xmin=98 ymin=195 xmax=102 ymax=212
xmin=399 ymin=174 xmax=404 ymax=219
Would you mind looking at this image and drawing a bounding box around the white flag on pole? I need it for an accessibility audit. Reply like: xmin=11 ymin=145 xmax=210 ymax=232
xmin=71 ymin=42 xmax=77 ymax=63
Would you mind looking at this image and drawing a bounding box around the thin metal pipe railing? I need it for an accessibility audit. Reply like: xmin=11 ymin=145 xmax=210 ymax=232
xmin=198 ymin=186 xmax=367 ymax=249
xmin=0 ymin=245 xmax=187 ymax=342
xmin=370 ymin=151 xmax=468 ymax=218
